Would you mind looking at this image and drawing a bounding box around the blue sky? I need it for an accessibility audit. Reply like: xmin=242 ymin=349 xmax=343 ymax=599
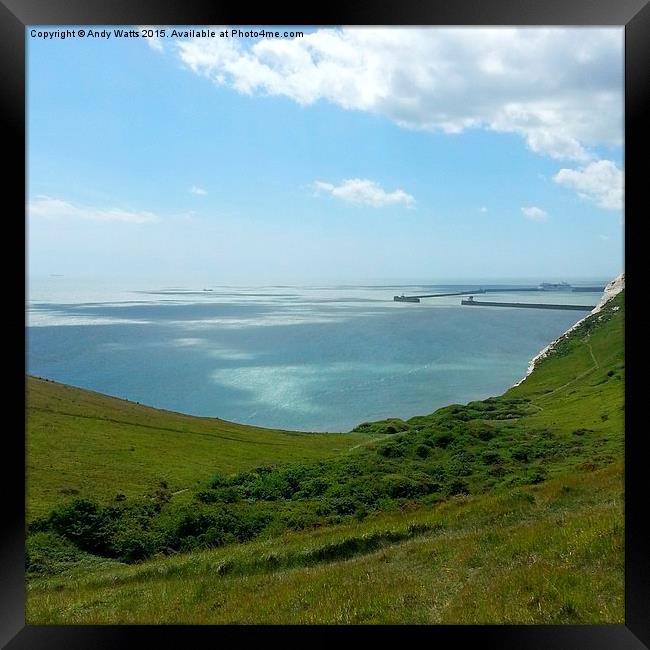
xmin=27 ymin=27 xmax=624 ymax=284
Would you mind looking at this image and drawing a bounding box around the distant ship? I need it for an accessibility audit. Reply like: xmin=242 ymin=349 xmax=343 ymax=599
xmin=538 ymin=282 xmax=572 ymax=291
xmin=394 ymin=294 xmax=420 ymax=303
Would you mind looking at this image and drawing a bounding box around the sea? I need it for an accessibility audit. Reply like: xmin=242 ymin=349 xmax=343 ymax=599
xmin=26 ymin=277 xmax=607 ymax=432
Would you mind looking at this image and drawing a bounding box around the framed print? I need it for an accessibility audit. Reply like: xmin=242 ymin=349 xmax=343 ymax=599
xmin=2 ymin=0 xmax=648 ymax=646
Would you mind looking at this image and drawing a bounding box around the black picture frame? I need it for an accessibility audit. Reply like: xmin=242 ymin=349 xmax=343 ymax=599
xmin=3 ymin=0 xmax=646 ymax=646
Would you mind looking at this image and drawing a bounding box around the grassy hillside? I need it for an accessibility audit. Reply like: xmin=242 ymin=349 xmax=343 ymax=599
xmin=27 ymin=463 xmax=622 ymax=624
xmin=26 ymin=379 xmax=373 ymax=520
xmin=26 ymin=290 xmax=624 ymax=624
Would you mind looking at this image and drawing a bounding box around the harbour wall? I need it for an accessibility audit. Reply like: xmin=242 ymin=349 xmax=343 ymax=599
xmin=461 ymin=300 xmax=593 ymax=311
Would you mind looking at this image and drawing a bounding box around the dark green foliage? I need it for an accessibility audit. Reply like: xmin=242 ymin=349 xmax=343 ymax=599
xmin=377 ymin=441 xmax=406 ymax=458
xmin=432 ymin=432 xmax=454 ymax=448
xmin=26 ymin=531 xmax=89 ymax=575
xmin=39 ymin=497 xmax=274 ymax=563
xmin=511 ymin=447 xmax=530 ymax=463
xmin=446 ymin=478 xmax=470 ymax=496
xmin=469 ymin=421 xmax=497 ymax=441
xmin=296 ymin=477 xmax=329 ymax=498
xmin=527 ymin=468 xmax=547 ymax=485
xmin=482 ymin=450 xmax=502 ymax=465
xmin=111 ymin=517 xmax=155 ymax=562
xmin=415 ymin=444 xmax=431 ymax=459
xmin=352 ymin=419 xmax=410 ymax=435
xmin=383 ymin=475 xmax=421 ymax=498
xmin=47 ymin=498 xmax=114 ymax=555
xmin=196 ymin=489 xmax=221 ymax=504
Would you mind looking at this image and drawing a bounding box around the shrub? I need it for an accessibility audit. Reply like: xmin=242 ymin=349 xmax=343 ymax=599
xmin=26 ymin=530 xmax=86 ymax=575
xmin=331 ymin=497 xmax=360 ymax=515
xmin=446 ymin=478 xmax=470 ymax=496
xmin=352 ymin=419 xmax=409 ymax=434
xmin=296 ymin=477 xmax=329 ymax=498
xmin=432 ymin=432 xmax=454 ymax=448
xmin=415 ymin=444 xmax=431 ymax=459
xmin=47 ymin=498 xmax=114 ymax=555
xmin=241 ymin=475 xmax=285 ymax=500
xmin=196 ymin=486 xmax=240 ymax=504
xmin=208 ymin=474 xmax=228 ymax=489
xmin=278 ymin=466 xmax=308 ymax=497
xmin=467 ymin=420 xmax=497 ymax=439
xmin=481 ymin=450 xmax=502 ymax=465
xmin=195 ymin=490 xmax=220 ymax=504
xmin=378 ymin=442 xmax=405 ymax=458
xmin=111 ymin=520 xmax=154 ymax=562
xmin=447 ymin=451 xmax=475 ymax=477
xmin=281 ymin=510 xmax=318 ymax=531
xmin=511 ymin=447 xmax=530 ymax=462
xmin=383 ymin=475 xmax=419 ymax=499
xmin=151 ymin=484 xmax=172 ymax=510
xmin=526 ymin=468 xmax=547 ymax=485
xmin=167 ymin=506 xmax=273 ymax=552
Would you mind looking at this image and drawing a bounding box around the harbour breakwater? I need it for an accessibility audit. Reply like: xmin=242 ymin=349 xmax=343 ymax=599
xmin=461 ymin=299 xmax=593 ymax=311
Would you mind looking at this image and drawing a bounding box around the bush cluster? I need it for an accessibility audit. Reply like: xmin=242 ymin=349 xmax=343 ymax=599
xmin=30 ymin=393 xmax=577 ymax=570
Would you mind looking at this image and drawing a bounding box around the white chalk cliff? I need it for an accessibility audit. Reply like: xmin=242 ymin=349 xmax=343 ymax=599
xmin=513 ymin=273 xmax=625 ymax=387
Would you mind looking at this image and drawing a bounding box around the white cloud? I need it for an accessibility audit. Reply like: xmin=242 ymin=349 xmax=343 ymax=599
xmin=140 ymin=26 xmax=164 ymax=52
xmin=190 ymin=185 xmax=208 ymax=195
xmin=27 ymin=196 xmax=159 ymax=224
xmin=553 ymin=159 xmax=623 ymax=211
xmin=175 ymin=27 xmax=622 ymax=162
xmin=522 ymin=206 xmax=548 ymax=222
xmin=479 ymin=206 xmax=488 ymax=213
xmin=314 ymin=179 xmax=415 ymax=208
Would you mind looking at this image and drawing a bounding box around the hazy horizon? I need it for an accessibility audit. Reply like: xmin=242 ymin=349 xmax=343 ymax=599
xmin=27 ymin=272 xmax=617 ymax=291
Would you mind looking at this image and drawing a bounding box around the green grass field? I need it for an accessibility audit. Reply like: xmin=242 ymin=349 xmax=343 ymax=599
xmin=26 ymin=290 xmax=624 ymax=624
xmin=26 ymin=380 xmax=373 ymax=521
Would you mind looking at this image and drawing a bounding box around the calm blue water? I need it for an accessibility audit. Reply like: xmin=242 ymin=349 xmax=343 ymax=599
xmin=26 ymin=278 xmax=604 ymax=432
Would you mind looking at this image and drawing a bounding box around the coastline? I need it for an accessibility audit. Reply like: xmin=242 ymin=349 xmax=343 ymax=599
xmin=512 ymin=272 xmax=625 ymax=388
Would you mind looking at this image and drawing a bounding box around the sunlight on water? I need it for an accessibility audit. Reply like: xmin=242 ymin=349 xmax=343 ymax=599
xmin=26 ymin=276 xmax=603 ymax=431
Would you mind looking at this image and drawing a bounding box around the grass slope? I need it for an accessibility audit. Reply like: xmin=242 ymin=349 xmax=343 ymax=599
xmin=28 ymin=464 xmax=622 ymax=624
xmin=26 ymin=291 xmax=624 ymax=624
xmin=26 ymin=379 xmax=372 ymax=520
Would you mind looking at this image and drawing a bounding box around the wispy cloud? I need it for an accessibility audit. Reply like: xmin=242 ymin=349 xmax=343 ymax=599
xmin=27 ymin=196 xmax=160 ymax=224
xmin=521 ymin=206 xmax=548 ymax=222
xmin=553 ymin=160 xmax=623 ymax=211
xmin=314 ymin=179 xmax=415 ymax=208
xmin=190 ymin=185 xmax=208 ymax=195
xmin=479 ymin=206 xmax=488 ymax=213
